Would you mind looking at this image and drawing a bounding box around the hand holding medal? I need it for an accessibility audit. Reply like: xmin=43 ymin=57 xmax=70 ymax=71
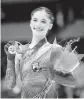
xmin=4 ymin=40 xmax=22 ymax=60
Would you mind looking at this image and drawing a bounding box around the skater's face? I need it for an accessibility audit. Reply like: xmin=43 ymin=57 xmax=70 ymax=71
xmin=30 ymin=7 xmax=54 ymax=37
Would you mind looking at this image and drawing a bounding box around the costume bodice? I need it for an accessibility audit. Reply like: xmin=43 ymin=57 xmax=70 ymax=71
xmin=17 ymin=40 xmax=56 ymax=98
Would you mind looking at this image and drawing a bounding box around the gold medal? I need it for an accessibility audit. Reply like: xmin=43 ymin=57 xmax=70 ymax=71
xmin=8 ymin=45 xmax=16 ymax=54
xmin=8 ymin=41 xmax=23 ymax=54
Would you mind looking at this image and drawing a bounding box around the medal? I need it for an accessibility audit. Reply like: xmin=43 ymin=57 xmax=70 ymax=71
xmin=8 ymin=41 xmax=22 ymax=54
xmin=8 ymin=45 xmax=16 ymax=54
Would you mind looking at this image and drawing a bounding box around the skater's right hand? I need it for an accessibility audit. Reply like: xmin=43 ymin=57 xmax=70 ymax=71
xmin=4 ymin=40 xmax=16 ymax=60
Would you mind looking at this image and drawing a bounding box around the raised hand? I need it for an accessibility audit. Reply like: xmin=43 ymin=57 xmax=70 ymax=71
xmin=4 ymin=40 xmax=16 ymax=60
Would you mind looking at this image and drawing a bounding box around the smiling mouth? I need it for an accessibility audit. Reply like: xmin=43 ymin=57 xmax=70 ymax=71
xmin=34 ymin=28 xmax=43 ymax=31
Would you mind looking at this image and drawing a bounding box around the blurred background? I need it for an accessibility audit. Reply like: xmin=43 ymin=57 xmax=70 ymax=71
xmin=1 ymin=0 xmax=84 ymax=98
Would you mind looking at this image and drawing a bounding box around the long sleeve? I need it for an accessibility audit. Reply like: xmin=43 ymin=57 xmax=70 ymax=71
xmin=5 ymin=58 xmax=16 ymax=89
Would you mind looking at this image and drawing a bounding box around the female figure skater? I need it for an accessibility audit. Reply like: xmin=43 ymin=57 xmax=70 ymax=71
xmin=4 ymin=7 xmax=81 ymax=98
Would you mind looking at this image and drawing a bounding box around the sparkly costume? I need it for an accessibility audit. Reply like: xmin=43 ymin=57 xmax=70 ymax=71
xmin=5 ymin=38 xmax=79 ymax=98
